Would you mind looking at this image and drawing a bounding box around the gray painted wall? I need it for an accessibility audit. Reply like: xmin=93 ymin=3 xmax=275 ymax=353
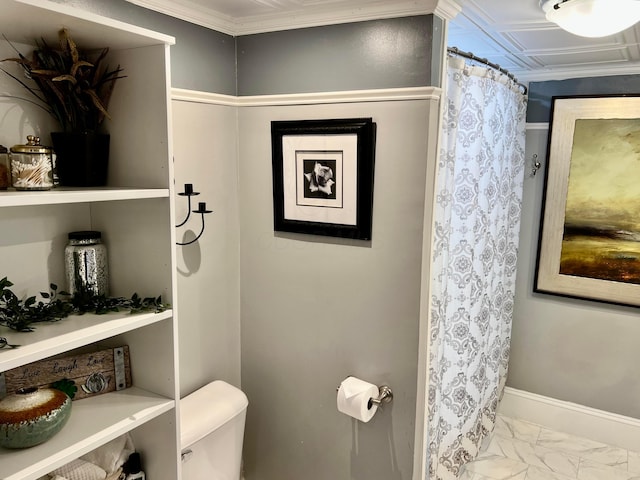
xmin=61 ymin=2 xmax=439 ymax=96
xmin=526 ymin=75 xmax=640 ymax=122
xmin=48 ymin=0 xmax=236 ymax=94
xmin=45 ymin=4 xmax=444 ymax=477
xmin=57 ymin=0 xmax=241 ymax=394
xmin=237 ymin=15 xmax=436 ymax=95
xmin=238 ymin=99 xmax=437 ymax=480
xmin=172 ymin=100 xmax=241 ymax=396
xmin=235 ymin=17 xmax=440 ymax=480
xmin=510 ymin=75 xmax=640 ymax=418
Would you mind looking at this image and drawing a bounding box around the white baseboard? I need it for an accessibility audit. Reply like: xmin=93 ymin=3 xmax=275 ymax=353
xmin=499 ymin=387 xmax=640 ymax=451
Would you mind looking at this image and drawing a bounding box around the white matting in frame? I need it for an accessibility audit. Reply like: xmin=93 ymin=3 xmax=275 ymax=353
xmin=282 ymin=134 xmax=357 ymax=225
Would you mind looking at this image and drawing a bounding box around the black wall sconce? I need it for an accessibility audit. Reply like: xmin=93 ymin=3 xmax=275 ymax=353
xmin=176 ymin=183 xmax=212 ymax=246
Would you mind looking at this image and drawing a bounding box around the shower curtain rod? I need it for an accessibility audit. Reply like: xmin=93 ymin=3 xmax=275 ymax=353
xmin=447 ymin=47 xmax=528 ymax=95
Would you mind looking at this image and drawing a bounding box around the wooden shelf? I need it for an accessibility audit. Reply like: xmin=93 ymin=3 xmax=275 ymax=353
xmin=0 ymin=310 xmax=173 ymax=372
xmin=0 ymin=187 xmax=170 ymax=208
xmin=0 ymin=387 xmax=175 ymax=480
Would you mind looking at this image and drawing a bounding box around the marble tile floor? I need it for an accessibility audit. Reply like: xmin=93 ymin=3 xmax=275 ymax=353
xmin=460 ymin=414 xmax=640 ymax=480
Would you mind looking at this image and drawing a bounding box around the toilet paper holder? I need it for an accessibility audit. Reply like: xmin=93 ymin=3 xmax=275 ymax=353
xmin=370 ymin=385 xmax=393 ymax=408
xmin=336 ymin=382 xmax=394 ymax=408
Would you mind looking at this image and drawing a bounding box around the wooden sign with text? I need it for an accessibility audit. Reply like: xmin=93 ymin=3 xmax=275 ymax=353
xmin=0 ymin=346 xmax=131 ymax=401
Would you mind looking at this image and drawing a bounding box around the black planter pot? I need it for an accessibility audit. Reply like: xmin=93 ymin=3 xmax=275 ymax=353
xmin=51 ymin=132 xmax=110 ymax=187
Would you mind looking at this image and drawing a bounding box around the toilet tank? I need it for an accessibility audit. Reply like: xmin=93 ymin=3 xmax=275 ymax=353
xmin=181 ymin=381 xmax=248 ymax=480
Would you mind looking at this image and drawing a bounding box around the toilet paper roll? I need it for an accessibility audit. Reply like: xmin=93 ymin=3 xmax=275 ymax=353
xmin=336 ymin=376 xmax=379 ymax=423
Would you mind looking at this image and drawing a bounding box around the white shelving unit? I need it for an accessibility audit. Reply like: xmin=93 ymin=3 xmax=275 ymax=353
xmin=0 ymin=187 xmax=170 ymax=208
xmin=0 ymin=1 xmax=180 ymax=479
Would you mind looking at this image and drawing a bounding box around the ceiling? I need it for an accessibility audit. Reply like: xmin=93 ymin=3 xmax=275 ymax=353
xmin=126 ymin=0 xmax=640 ymax=84
xmin=448 ymin=0 xmax=640 ymax=83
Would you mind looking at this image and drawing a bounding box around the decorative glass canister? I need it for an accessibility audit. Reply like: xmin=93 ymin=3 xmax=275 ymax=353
xmin=65 ymin=231 xmax=109 ymax=297
xmin=0 ymin=145 xmax=9 ymax=190
xmin=10 ymin=135 xmax=54 ymax=190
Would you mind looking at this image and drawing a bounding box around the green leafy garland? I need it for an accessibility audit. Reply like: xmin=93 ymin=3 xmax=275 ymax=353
xmin=0 ymin=277 xmax=169 ymax=338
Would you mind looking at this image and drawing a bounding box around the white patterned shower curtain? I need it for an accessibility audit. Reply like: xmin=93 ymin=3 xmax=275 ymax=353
xmin=426 ymin=55 xmax=527 ymax=480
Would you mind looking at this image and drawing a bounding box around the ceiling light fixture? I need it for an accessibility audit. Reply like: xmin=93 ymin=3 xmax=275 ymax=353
xmin=541 ymin=0 xmax=640 ymax=37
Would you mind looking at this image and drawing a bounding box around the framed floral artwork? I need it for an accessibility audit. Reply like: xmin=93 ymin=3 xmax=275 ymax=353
xmin=535 ymin=95 xmax=640 ymax=307
xmin=271 ymin=118 xmax=376 ymax=240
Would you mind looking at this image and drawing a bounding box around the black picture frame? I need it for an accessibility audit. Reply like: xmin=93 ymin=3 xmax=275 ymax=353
xmin=271 ymin=118 xmax=376 ymax=240
xmin=535 ymin=94 xmax=640 ymax=307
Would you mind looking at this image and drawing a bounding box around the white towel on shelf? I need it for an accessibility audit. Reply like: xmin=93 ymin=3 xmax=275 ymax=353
xmin=49 ymin=459 xmax=107 ymax=480
xmin=104 ymin=467 xmax=123 ymax=480
xmin=81 ymin=433 xmax=134 ymax=474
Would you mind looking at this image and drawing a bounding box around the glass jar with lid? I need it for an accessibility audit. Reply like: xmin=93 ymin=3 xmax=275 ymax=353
xmin=10 ymin=135 xmax=54 ymax=191
xmin=0 ymin=145 xmax=9 ymax=190
xmin=65 ymin=230 xmax=109 ymax=297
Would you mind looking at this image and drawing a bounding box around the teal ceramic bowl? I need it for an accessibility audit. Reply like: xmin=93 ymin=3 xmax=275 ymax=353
xmin=0 ymin=387 xmax=72 ymax=448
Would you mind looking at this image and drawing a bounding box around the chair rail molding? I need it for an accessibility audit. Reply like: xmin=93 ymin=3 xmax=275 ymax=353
xmin=171 ymin=87 xmax=442 ymax=106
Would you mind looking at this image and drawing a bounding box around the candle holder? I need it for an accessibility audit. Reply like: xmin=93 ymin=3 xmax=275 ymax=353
xmin=176 ymin=183 xmax=213 ymax=246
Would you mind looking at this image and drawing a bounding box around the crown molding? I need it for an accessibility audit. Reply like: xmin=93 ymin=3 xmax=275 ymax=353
xmin=515 ymin=61 xmax=640 ymax=83
xmin=126 ymin=0 xmax=455 ymax=36
xmin=433 ymin=0 xmax=462 ymax=21
xmin=233 ymin=1 xmax=441 ymax=35
xmin=125 ymin=0 xmax=237 ymax=34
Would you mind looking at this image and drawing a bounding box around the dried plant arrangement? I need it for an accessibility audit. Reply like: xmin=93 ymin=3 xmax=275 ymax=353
xmin=1 ymin=28 xmax=125 ymax=133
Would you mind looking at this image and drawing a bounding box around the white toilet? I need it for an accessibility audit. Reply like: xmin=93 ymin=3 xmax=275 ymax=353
xmin=180 ymin=380 xmax=248 ymax=480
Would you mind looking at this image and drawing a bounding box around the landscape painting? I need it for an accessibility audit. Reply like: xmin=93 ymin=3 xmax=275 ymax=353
xmin=560 ymin=118 xmax=640 ymax=284
xmin=535 ymin=95 xmax=640 ymax=307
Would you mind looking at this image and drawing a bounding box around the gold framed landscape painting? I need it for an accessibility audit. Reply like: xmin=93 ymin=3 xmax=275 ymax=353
xmin=535 ymin=95 xmax=640 ymax=307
